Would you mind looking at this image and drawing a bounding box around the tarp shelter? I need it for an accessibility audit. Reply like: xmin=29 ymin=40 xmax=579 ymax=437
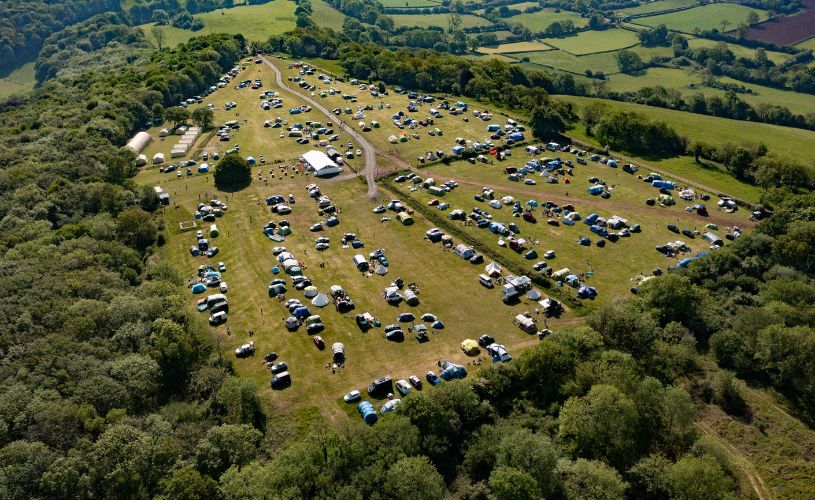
xmin=358 ymin=401 xmax=377 ymax=425
xmin=397 ymin=212 xmax=414 ymax=225
xmin=485 ymin=262 xmax=502 ymax=277
xmin=461 ymin=339 xmax=479 ymax=355
xmin=191 ymin=283 xmax=206 ymax=294
xmin=303 ymin=286 xmax=318 ymax=298
xmin=312 ymin=293 xmax=329 ymax=307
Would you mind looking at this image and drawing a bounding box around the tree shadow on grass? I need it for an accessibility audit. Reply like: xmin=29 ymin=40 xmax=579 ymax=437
xmin=215 ymin=177 xmax=252 ymax=193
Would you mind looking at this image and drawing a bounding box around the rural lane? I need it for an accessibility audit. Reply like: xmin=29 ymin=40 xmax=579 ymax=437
xmin=261 ymin=55 xmax=379 ymax=197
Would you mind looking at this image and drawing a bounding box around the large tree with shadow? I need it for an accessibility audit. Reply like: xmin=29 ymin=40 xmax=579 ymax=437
xmin=214 ymin=153 xmax=251 ymax=190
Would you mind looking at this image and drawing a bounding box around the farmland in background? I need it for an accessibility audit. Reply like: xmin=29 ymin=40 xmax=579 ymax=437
xmin=390 ymin=13 xmax=493 ymax=28
xmin=504 ymin=8 xmax=589 ymax=31
xmin=618 ymin=0 xmax=699 ymax=16
xmin=632 ymin=3 xmax=768 ymax=33
xmin=743 ymin=0 xmax=815 ymax=45
xmin=0 ymin=62 xmax=36 ymax=99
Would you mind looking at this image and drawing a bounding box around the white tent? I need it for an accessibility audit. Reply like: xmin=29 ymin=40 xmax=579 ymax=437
xmin=374 ymin=264 xmax=388 ymax=275
xmin=126 ymin=131 xmax=152 ymax=153
xmin=485 ymin=262 xmax=502 ymax=277
xmin=303 ymin=286 xmax=318 ymax=298
xmin=312 ymin=293 xmax=329 ymax=307
xmin=159 ymin=128 xmax=169 ymax=137
xmin=152 ymin=152 xmax=165 ymax=164
xmin=527 ymin=289 xmax=542 ymax=300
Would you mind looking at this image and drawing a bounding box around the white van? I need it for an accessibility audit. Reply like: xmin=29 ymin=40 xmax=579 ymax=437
xmin=478 ymin=274 xmax=494 ymax=288
xmin=209 ymin=311 xmax=227 ymax=325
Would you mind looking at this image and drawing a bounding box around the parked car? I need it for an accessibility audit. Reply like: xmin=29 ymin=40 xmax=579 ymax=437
xmin=425 ymin=371 xmax=442 ymax=386
xmin=368 ymin=376 xmax=393 ymax=397
xmin=218 ymin=261 xmax=226 ymax=272
xmin=408 ymin=375 xmax=422 ymax=389
xmin=271 ymin=371 xmax=291 ymax=389
xmin=343 ymin=390 xmax=361 ymax=403
xmin=235 ymin=342 xmax=255 ymax=358
xmin=271 ymin=362 xmax=288 ymax=374
xmin=313 ymin=335 xmax=325 ymax=349
xmin=478 ymin=334 xmax=495 ymax=347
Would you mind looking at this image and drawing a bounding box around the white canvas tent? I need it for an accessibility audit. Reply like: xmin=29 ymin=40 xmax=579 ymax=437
xmin=303 ymin=286 xmax=318 ymax=298
xmin=374 ymin=264 xmax=388 ymax=275
xmin=312 ymin=293 xmax=329 ymax=307
xmin=485 ymin=262 xmax=502 ymax=277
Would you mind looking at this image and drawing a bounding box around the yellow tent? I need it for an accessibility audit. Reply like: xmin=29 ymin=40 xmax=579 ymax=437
xmin=460 ymin=339 xmax=479 ymax=355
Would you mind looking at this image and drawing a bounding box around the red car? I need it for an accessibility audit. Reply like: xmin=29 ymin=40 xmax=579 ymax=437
xmin=313 ymin=335 xmax=325 ymax=350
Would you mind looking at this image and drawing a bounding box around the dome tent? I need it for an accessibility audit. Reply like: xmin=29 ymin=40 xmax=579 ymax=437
xmin=312 ymin=293 xmax=329 ymax=307
xmin=303 ymin=286 xmax=319 ymax=298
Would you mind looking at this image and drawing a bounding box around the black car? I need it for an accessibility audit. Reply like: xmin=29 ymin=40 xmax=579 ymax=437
xmin=681 ymin=229 xmax=696 ymax=238
xmin=478 ymin=334 xmax=495 ymax=347
xmin=667 ymin=224 xmax=679 ymax=233
xmin=368 ymin=376 xmax=393 ymax=397
xmin=263 ymin=352 xmax=279 ymax=363
xmin=271 ymin=362 xmax=288 ymax=374
xmin=271 ymin=371 xmax=291 ymax=389
xmin=469 ymin=253 xmax=484 ymax=264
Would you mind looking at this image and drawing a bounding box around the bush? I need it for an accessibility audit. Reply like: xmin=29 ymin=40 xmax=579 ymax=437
xmin=214 ymin=153 xmax=251 ymax=189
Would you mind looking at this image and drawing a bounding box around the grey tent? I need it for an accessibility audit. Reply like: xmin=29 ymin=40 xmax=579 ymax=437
xmin=375 ymin=264 xmax=388 ymax=275
xmin=312 ymin=293 xmax=329 ymax=307
xmin=285 ymin=317 xmax=299 ymax=330
xmin=404 ymin=290 xmax=420 ymax=306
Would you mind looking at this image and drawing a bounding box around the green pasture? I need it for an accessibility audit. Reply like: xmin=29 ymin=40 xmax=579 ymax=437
xmin=379 ymin=0 xmax=440 ymax=7
xmin=518 ymin=50 xmax=621 ymax=74
xmin=504 ymin=8 xmax=589 ymax=31
xmin=0 ymin=62 xmax=36 ymax=98
xmin=545 ymin=28 xmax=640 ymax=55
xmin=618 ymin=0 xmax=699 ymax=17
xmin=478 ymin=40 xmax=555 ymax=54
xmin=634 ymin=3 xmax=768 ymax=33
xmin=390 ymin=13 xmax=493 ymax=28
xmin=686 ymin=38 xmax=791 ymax=65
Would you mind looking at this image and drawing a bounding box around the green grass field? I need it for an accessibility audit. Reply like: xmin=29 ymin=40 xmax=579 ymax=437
xmin=635 ymin=3 xmax=768 ymax=33
xmin=491 ymin=30 xmax=518 ymax=41
xmin=628 ymin=44 xmax=677 ymax=60
xmin=0 ymin=62 xmax=36 ymax=98
xmin=478 ymin=40 xmax=555 ymax=54
xmin=544 ymin=28 xmax=640 ymax=55
xmin=390 ymin=13 xmax=493 ymax=28
xmin=379 ymin=0 xmax=440 ymax=6
xmin=619 ymin=0 xmax=699 ymax=16
xmin=139 ymin=0 xmax=347 ymax=47
xmin=504 ymin=8 xmax=589 ymax=31
xmin=796 ymin=36 xmax=815 ymax=50
xmin=518 ymin=50 xmax=621 ymax=74
xmin=687 ymin=38 xmax=791 ymax=65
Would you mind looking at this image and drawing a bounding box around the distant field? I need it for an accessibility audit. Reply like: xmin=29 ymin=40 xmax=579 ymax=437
xmin=797 ymin=36 xmax=815 ymax=50
xmin=504 ymin=8 xmax=589 ymax=32
xmin=619 ymin=0 xmax=699 ymax=16
xmin=545 ymin=28 xmax=640 ymax=55
xmin=743 ymin=0 xmax=815 ymax=45
xmin=477 ymin=40 xmax=554 ymax=54
xmin=379 ymin=0 xmax=439 ymax=6
xmin=140 ymin=0 xmax=347 ymax=47
xmin=464 ymin=53 xmax=519 ymax=64
xmin=390 ymin=13 xmax=493 ymax=28
xmin=492 ymin=30 xmax=517 ymax=41
xmin=687 ymin=38 xmax=791 ymax=65
xmin=628 ymin=44 xmax=676 ymax=60
xmin=0 ymin=62 xmax=36 ymax=98
xmin=518 ymin=50 xmax=620 ymax=74
xmin=635 ymin=4 xmax=768 ymax=33
xmin=554 ymin=95 xmax=815 ymax=173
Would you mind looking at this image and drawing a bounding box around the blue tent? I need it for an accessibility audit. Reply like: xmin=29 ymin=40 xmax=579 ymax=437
xmin=565 ymin=275 xmax=580 ymax=286
xmin=357 ymin=401 xmax=378 ymax=425
xmin=487 ymin=124 xmax=500 ymax=132
xmin=584 ymin=213 xmax=599 ymax=225
xmin=577 ymin=285 xmax=598 ymax=299
xmin=509 ymin=132 xmax=524 ymax=141
xmin=191 ymin=283 xmax=206 ymax=294
xmin=526 ymin=200 xmax=538 ymax=207
xmin=677 ymin=258 xmax=693 ymax=268
xmin=652 ymin=180 xmax=675 ymax=189
xmin=197 ymin=165 xmax=209 ymax=173
xmin=431 ymin=320 xmax=445 ymax=329
xmin=562 ymin=217 xmax=575 ymax=226
xmin=440 ymin=361 xmax=467 ymax=381
xmin=293 ymin=306 xmax=311 ymax=319
xmin=524 ymin=249 xmax=538 ymax=260
xmin=452 ymin=145 xmax=465 ymax=155
xmin=587 ymin=185 xmax=604 ymax=195
xmin=589 ymin=225 xmax=608 ymax=237
xmin=247 ymin=156 xmax=256 ymax=165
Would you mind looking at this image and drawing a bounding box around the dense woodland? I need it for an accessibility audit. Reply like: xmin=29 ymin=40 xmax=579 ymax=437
xmin=0 ymin=0 xmax=120 ymax=76
xmin=0 ymin=2 xmax=813 ymax=498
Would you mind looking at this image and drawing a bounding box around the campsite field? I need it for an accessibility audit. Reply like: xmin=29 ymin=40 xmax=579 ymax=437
xmin=503 ymin=8 xmax=589 ymax=31
xmin=134 ymin=57 xmax=763 ymax=419
xmin=633 ymin=4 xmax=769 ymax=33
xmin=0 ymin=62 xmax=36 ymax=98
xmin=389 ymin=13 xmax=493 ymax=28
xmin=139 ymin=0 xmax=346 ymax=47
xmin=544 ymin=28 xmax=640 ymax=55
xmin=618 ymin=0 xmax=699 ymax=16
